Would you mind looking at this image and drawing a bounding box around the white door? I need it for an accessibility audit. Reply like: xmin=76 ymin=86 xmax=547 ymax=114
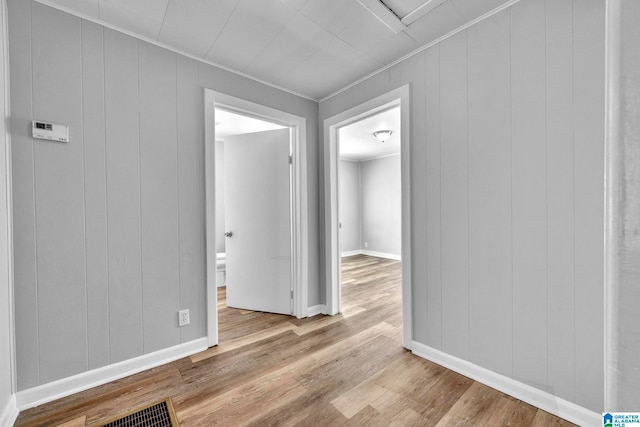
xmin=224 ymin=128 xmax=292 ymax=315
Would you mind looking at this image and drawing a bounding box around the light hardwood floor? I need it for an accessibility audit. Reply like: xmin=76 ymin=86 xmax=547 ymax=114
xmin=15 ymin=255 xmax=575 ymax=426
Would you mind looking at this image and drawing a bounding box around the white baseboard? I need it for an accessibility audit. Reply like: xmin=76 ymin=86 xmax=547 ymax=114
xmin=411 ymin=342 xmax=600 ymax=427
xmin=341 ymin=250 xmax=402 ymax=260
xmin=306 ymin=304 xmax=326 ymax=317
xmin=341 ymin=250 xmax=362 ymax=257
xmin=0 ymin=395 xmax=18 ymax=427
xmin=16 ymin=338 xmax=208 ymax=411
xmin=361 ymin=250 xmax=401 ymax=260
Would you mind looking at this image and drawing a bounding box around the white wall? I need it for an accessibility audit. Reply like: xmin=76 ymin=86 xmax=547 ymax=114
xmin=321 ymin=0 xmax=605 ymax=412
xmin=339 ymin=155 xmax=401 ymax=257
xmin=361 ymin=155 xmax=401 ymax=256
xmin=0 ymin=0 xmax=15 ymax=421
xmin=7 ymin=0 xmax=319 ymax=391
xmin=339 ymin=159 xmax=361 ymax=254
xmin=215 ymin=140 xmax=225 ymax=254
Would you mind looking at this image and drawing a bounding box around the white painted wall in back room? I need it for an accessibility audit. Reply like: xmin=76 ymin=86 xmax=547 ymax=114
xmin=339 ymin=155 xmax=401 ymax=258
xmin=7 ymin=0 xmax=319 ymax=391
xmin=339 ymin=160 xmax=361 ymax=254
xmin=215 ymin=140 xmax=225 ymax=254
xmin=361 ymin=155 xmax=401 ymax=256
xmin=321 ymin=0 xmax=605 ymax=413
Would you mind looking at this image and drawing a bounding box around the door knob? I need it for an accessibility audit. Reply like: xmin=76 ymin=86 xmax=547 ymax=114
xmin=224 ymin=231 xmax=233 ymax=237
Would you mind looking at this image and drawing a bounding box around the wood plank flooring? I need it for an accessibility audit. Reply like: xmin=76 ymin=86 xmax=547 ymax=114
xmin=15 ymin=255 xmax=575 ymax=426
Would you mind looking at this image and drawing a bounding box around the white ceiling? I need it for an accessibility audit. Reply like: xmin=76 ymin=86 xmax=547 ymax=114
xmin=215 ymin=108 xmax=286 ymax=138
xmin=339 ymin=106 xmax=400 ymax=162
xmin=41 ymin=0 xmax=512 ymax=100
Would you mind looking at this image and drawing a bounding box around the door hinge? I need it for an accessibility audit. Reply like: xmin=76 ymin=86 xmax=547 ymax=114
xmin=289 ymin=155 xmax=293 ymax=164
xmin=290 ymin=290 xmax=294 ymax=299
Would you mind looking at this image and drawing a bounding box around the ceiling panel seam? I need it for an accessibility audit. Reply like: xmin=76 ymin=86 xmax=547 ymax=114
xmin=155 ymin=0 xmax=170 ymax=40
xmin=241 ymin=4 xmax=299 ymax=73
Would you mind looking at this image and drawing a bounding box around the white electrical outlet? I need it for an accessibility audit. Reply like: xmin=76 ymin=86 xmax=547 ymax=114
xmin=364 ymin=242 xmax=368 ymax=248
xmin=178 ymin=309 xmax=190 ymax=326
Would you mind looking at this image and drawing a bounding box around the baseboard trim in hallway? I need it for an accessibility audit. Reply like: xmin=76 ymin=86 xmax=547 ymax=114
xmin=411 ymin=341 xmax=600 ymax=427
xmin=16 ymin=338 xmax=208 ymax=412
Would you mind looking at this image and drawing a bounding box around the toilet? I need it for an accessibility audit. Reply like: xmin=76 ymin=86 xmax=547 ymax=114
xmin=216 ymin=252 xmax=226 ymax=287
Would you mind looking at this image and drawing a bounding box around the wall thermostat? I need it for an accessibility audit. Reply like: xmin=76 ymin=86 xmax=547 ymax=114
xmin=32 ymin=121 xmax=69 ymax=142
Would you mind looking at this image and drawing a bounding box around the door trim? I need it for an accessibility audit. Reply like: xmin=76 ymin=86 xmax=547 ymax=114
xmin=204 ymin=89 xmax=308 ymax=347
xmin=322 ymin=85 xmax=412 ymax=349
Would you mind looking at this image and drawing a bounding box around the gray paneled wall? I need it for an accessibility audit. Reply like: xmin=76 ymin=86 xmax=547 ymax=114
xmin=81 ymin=17 xmax=109 ymax=371
xmin=545 ymin=0 xmax=576 ymax=400
xmin=8 ymin=0 xmax=319 ymax=390
xmin=31 ymin=2 xmax=87 ymax=385
xmin=320 ymin=0 xmax=605 ymax=412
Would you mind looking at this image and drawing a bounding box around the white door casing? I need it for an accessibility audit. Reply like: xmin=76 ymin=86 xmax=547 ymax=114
xmin=204 ymin=89 xmax=308 ymax=347
xmin=323 ymin=85 xmax=412 ymax=349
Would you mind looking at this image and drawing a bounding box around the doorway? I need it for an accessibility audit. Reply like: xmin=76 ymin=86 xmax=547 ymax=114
xmin=338 ymin=106 xmax=402 ymax=260
xmin=323 ymin=86 xmax=412 ymax=349
xmin=204 ymin=89 xmax=309 ymax=347
xmin=214 ymin=109 xmax=291 ymax=315
xmin=337 ymin=105 xmax=403 ymax=334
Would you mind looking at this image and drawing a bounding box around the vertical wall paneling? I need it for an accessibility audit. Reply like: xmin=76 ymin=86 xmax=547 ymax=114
xmin=424 ymin=45 xmax=442 ymax=349
xmin=104 ymin=29 xmax=143 ymax=363
xmin=545 ymin=0 xmax=575 ymax=403
xmin=467 ymin=10 xmax=512 ymax=377
xmin=81 ymin=20 xmax=110 ymax=371
xmin=138 ymin=42 xmax=180 ymax=353
xmin=31 ymin=3 xmax=88 ymax=384
xmin=439 ymin=31 xmax=469 ymax=360
xmin=510 ymin=0 xmax=548 ymax=389
xmin=177 ymin=55 xmax=206 ymax=343
xmin=573 ymin=0 xmax=605 ymax=411
xmin=7 ymin=0 xmax=38 ymax=390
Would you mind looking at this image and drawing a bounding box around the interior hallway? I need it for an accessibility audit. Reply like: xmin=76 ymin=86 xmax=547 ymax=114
xmin=14 ymin=255 xmax=574 ymax=426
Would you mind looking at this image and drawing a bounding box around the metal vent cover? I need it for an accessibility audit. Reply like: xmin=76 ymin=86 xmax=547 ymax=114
xmin=100 ymin=398 xmax=179 ymax=427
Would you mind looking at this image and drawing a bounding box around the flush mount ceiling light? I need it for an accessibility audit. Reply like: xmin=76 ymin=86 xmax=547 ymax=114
xmin=373 ymin=130 xmax=392 ymax=142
